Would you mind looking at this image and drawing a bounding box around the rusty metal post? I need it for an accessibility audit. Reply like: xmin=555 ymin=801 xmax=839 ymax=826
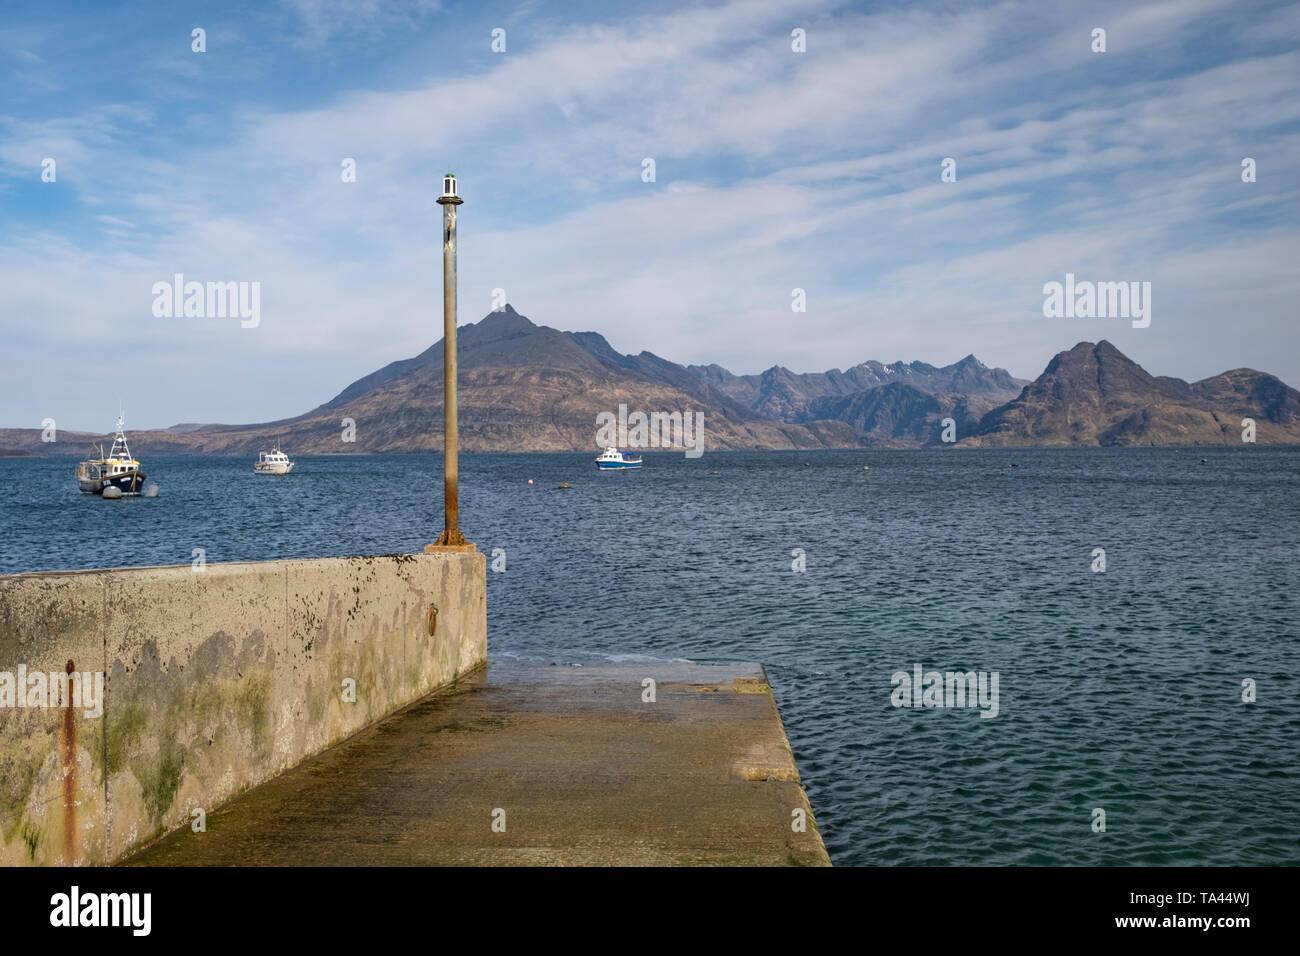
xmin=431 ymin=173 xmax=470 ymax=550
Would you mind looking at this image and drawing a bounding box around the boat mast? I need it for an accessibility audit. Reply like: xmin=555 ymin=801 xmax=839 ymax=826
xmin=109 ymin=412 xmax=132 ymax=462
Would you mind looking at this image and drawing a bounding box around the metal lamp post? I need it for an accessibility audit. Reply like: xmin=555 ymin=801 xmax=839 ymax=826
xmin=429 ymin=172 xmax=472 ymax=551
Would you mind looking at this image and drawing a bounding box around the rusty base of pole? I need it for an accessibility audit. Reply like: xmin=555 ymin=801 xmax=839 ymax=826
xmin=425 ymin=532 xmax=475 ymax=553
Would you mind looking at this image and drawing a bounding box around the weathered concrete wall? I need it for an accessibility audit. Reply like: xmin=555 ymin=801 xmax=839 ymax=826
xmin=0 ymin=552 xmax=486 ymax=865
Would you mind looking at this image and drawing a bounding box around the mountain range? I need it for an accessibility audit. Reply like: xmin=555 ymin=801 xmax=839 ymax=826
xmin=3 ymin=305 xmax=1298 ymax=455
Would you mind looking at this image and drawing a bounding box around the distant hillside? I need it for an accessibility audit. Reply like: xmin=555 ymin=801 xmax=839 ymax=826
xmin=4 ymin=310 xmax=1298 ymax=455
xmin=964 ymin=341 xmax=1300 ymax=446
xmin=687 ymin=354 xmax=1027 ymax=420
xmin=802 ymin=384 xmax=1005 ymax=445
xmin=4 ymin=307 xmax=867 ymax=456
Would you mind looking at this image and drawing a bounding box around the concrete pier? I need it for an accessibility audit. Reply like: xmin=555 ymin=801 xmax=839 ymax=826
xmin=122 ymin=661 xmax=830 ymax=866
xmin=0 ymin=552 xmax=486 ymax=866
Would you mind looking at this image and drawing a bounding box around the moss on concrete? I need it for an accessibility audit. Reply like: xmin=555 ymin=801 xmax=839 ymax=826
xmin=234 ymin=671 xmax=273 ymax=753
xmin=106 ymin=700 xmax=147 ymax=776
xmin=21 ymin=820 xmax=41 ymax=861
xmin=137 ymin=745 xmax=185 ymax=830
xmin=0 ymin=734 xmax=48 ymax=829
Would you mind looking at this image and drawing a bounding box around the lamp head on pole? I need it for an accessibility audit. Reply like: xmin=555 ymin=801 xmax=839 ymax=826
xmin=437 ymin=172 xmax=463 ymax=205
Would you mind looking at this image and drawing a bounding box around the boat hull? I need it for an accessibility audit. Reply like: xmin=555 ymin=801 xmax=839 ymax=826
xmin=82 ymin=471 xmax=147 ymax=495
xmin=596 ymin=460 xmax=642 ymax=470
xmin=254 ymin=463 xmax=294 ymax=475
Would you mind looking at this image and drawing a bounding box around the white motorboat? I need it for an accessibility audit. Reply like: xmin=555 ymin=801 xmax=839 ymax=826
xmin=254 ymin=445 xmax=294 ymax=475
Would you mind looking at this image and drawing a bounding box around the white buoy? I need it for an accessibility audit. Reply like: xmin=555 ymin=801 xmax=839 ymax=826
xmin=102 ymin=486 xmax=123 ymax=499
xmin=144 ymin=484 xmax=160 ymax=498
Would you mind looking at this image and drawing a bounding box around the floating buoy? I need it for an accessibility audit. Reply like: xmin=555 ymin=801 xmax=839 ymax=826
xmin=557 ymin=481 xmax=571 ymax=490
xmin=144 ymin=484 xmax=160 ymax=498
xmin=1200 ymin=457 xmax=1208 ymax=463
xmin=527 ymin=478 xmax=534 ymax=485
xmin=102 ymin=486 xmax=123 ymax=499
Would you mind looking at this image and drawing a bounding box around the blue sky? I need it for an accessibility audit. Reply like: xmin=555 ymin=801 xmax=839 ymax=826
xmin=2 ymin=0 xmax=1298 ymax=429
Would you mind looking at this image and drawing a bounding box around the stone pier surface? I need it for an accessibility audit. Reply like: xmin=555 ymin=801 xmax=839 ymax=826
xmin=122 ymin=661 xmax=830 ymax=866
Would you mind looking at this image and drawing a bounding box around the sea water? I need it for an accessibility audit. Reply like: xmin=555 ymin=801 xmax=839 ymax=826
xmin=2 ymin=446 xmax=1297 ymax=865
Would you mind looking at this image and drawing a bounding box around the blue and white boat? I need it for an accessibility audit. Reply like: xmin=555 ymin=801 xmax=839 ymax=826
xmin=595 ymin=447 xmax=643 ymax=470
xmin=76 ymin=415 xmax=147 ymax=495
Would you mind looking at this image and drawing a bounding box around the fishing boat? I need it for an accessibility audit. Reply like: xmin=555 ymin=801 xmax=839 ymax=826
xmin=254 ymin=445 xmax=294 ymax=475
xmin=595 ymin=447 xmax=643 ymax=470
xmin=76 ymin=415 xmax=147 ymax=495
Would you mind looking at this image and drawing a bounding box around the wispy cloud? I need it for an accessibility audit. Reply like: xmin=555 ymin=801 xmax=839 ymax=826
xmin=284 ymin=0 xmax=444 ymax=46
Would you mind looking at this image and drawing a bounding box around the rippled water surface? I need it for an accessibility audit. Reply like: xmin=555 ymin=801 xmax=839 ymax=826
xmin=3 ymin=447 xmax=1298 ymax=865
